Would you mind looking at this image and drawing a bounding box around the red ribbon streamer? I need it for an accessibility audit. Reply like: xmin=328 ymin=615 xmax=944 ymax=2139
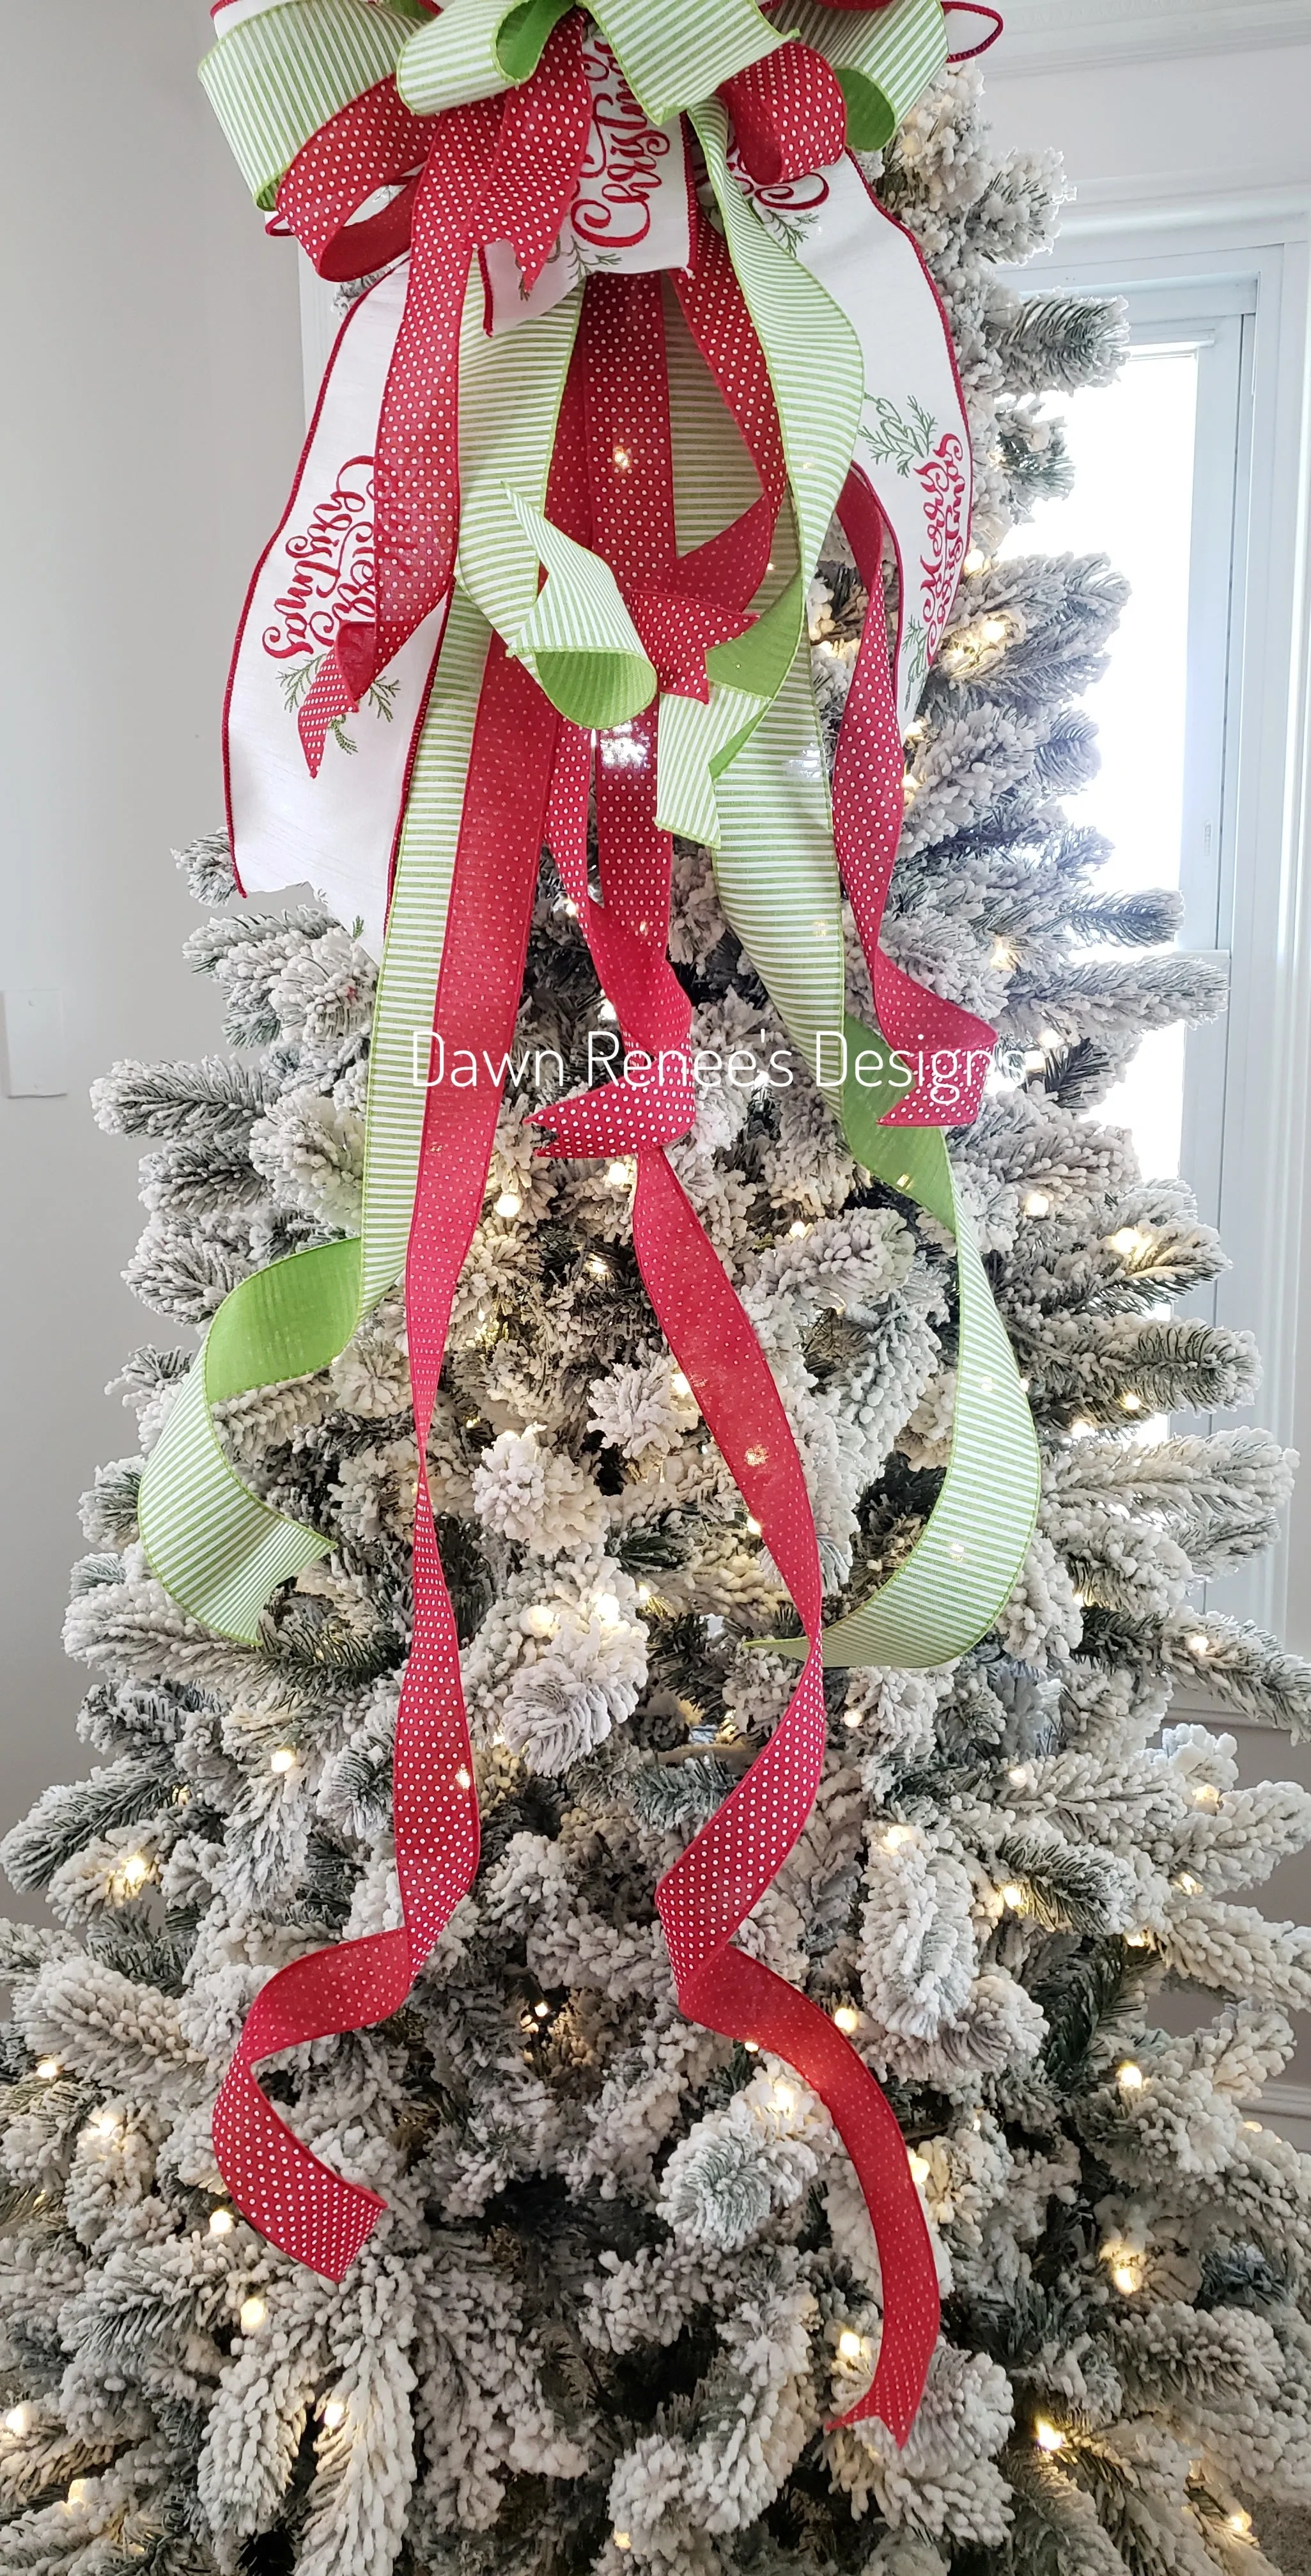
xmin=530 ymin=274 xmax=938 ymax=2437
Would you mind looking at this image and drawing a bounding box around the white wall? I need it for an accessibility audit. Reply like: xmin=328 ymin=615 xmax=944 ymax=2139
xmin=0 ymin=3 xmax=303 ymax=1843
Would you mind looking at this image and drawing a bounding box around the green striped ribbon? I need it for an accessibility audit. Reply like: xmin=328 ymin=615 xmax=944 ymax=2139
xmin=139 ymin=589 xmax=494 ymax=1642
xmin=397 ymin=0 xmax=574 ymax=115
xmin=711 ymin=676 xmax=1041 ymax=1671
xmin=587 ymin=0 xmax=782 ymax=121
xmin=791 ymin=0 xmax=949 ymax=153
xmin=199 ymin=0 xmax=426 ymax=209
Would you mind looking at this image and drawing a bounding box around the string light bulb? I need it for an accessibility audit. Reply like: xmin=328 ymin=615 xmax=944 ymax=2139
xmin=908 ymin=2151 xmax=931 ymax=2187
xmin=745 ymin=1515 xmax=763 ymax=1536
xmin=593 ymin=1593 xmax=621 ymax=1627
xmin=3 ymin=2408 xmax=27 ymax=2438
xmin=1112 ymin=2261 xmax=1138 ymax=2295
xmin=586 ymin=1256 xmax=609 ymax=1282
xmin=1193 ymin=1781 xmax=1220 ymax=1809
xmin=90 ymin=2109 xmax=120 ymax=2139
xmin=35 ymin=2060 xmax=59 ymax=2083
xmin=238 ymin=2296 xmax=268 ymax=2336
xmin=209 ymin=2208 xmax=235 ymax=2237
xmin=1117 ymin=2061 xmax=1145 ymax=2093
xmin=270 ymin=1747 xmax=296 ymax=1776
xmin=1110 ymin=1226 xmax=1152 ymax=1261
xmin=833 ymin=2006 xmax=860 ymax=2035
xmin=323 ymin=2398 xmax=347 ymax=2433
xmin=66 ymin=2481 xmax=88 ymax=2508
xmin=1228 ymin=2511 xmax=1253 ymax=2540
xmin=1034 ymin=2420 xmax=1066 ymax=2455
xmin=605 ymin=1162 xmax=630 ymax=1190
xmin=1001 ymin=1882 xmax=1025 ymax=1911
xmin=788 ymin=1219 xmax=811 ymax=1239
xmin=883 ymin=1824 xmax=913 ymax=1852
xmin=1023 ymin=1190 xmax=1051 ymax=1218
xmin=671 ymin=1371 xmax=692 ymax=1398
xmin=772 ymin=2081 xmax=796 ymax=2117
xmin=837 ymin=2330 xmax=864 ymax=2361
xmin=118 ymin=1852 xmax=150 ymax=1892
xmin=613 ymin=2533 xmax=633 ymax=2552
xmin=495 ymin=1189 xmax=522 ymax=1219
xmin=1186 ymin=1633 xmax=1211 ymax=1658
xmin=534 ymin=2001 xmax=550 ymax=2020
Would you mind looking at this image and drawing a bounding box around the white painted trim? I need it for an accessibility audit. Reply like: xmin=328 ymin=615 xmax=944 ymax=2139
xmin=1248 ymin=2080 xmax=1311 ymax=2148
xmin=995 ymin=0 xmax=1311 ymax=77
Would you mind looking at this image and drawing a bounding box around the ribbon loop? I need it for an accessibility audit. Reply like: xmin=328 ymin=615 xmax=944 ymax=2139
xmin=718 ymin=39 xmax=848 ymax=186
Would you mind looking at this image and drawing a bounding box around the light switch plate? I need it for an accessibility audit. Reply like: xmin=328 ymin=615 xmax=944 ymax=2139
xmin=1 ymin=989 xmax=67 ymax=1097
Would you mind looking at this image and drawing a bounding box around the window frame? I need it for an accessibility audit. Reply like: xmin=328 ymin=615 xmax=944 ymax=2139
xmin=1006 ymin=201 xmax=1311 ymax=1639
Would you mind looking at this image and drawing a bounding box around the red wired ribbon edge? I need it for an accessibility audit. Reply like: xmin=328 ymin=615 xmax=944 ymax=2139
xmin=268 ymin=3 xmax=950 ymax=772
xmin=212 ymin=247 xmax=942 ymax=2442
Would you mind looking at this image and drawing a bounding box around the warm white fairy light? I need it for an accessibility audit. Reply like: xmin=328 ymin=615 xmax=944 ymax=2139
xmin=908 ymin=2151 xmax=931 ymax=2187
xmin=116 ymin=1852 xmax=151 ymax=1893
xmin=613 ymin=2533 xmax=633 ymax=2552
xmin=1023 ymin=1190 xmax=1051 ymax=1217
xmin=605 ymin=1161 xmax=631 ymax=1190
xmin=66 ymin=2480 xmax=89 ymax=2508
xmin=833 ymin=2006 xmax=860 ymax=2036
xmin=593 ymin=1593 xmax=621 ymax=1628
xmin=1112 ymin=2261 xmax=1139 ymax=2295
xmin=743 ymin=2039 xmax=760 ymax=2054
xmin=772 ymin=2081 xmax=796 ymax=2118
xmin=1007 ymin=1766 xmax=1029 ymax=1788
xmin=323 ymin=2397 xmax=347 ymax=2433
xmin=1186 ymin=1633 xmax=1211 ymax=1658
xmin=1192 ymin=1781 xmax=1220 ymax=1810
xmin=1034 ymin=2420 xmax=1066 ymax=2454
xmin=1121 ymin=1393 xmax=1144 ymax=1413
xmin=671 ymin=1371 xmax=692 ymax=1399
xmin=1117 ymin=2061 xmax=1145 ymax=2093
xmin=1110 ymin=1226 xmax=1152 ymax=1261
xmin=745 ymin=1515 xmax=763 ymax=1536
xmin=90 ymin=2109 xmax=120 ymax=2139
xmin=495 ymin=1189 xmax=522 ymax=1219
xmin=787 ymin=1220 xmax=810 ymax=1239
xmin=525 ymin=1604 xmax=558 ymax=1639
xmin=3 ymin=2408 xmax=28 ymax=2438
xmin=35 ymin=2060 xmax=59 ymax=2083
xmin=209 ymin=2208 xmax=235 ymax=2237
xmin=586 ymin=1256 xmax=610 ymax=1281
xmin=270 ymin=1748 xmax=296 ymax=1776
xmin=1176 ymin=1870 xmax=1203 ymax=1896
xmin=534 ymin=2001 xmax=550 ymax=2020
xmin=238 ymin=2296 xmax=268 ymax=2335
xmin=837 ymin=2329 xmax=864 ymax=2361
xmin=1228 ymin=2510 xmax=1254 ymax=2541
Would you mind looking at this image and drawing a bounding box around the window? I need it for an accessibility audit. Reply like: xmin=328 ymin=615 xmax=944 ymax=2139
xmin=1004 ymin=216 xmax=1311 ymax=1635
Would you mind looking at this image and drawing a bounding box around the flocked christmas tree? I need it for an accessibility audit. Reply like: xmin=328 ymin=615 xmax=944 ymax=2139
xmin=4 ymin=63 xmax=1311 ymax=2576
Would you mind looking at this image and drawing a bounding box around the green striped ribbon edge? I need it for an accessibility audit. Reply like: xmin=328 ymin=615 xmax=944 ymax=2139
xmin=200 ymin=0 xmax=425 ymax=208
xmin=795 ymin=0 xmax=949 ymax=153
xmin=590 ymin=0 xmax=783 ymax=121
